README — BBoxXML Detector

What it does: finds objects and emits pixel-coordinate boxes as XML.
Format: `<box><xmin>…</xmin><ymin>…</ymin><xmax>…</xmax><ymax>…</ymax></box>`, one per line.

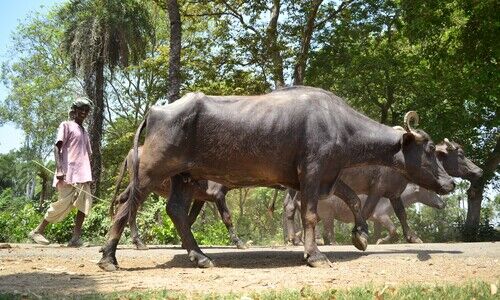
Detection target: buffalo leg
<box><xmin>98</xmin><ymin>181</ymin><xmax>151</xmax><ymax>271</ymax></box>
<box><xmin>360</xmin><ymin>193</ymin><xmax>381</xmax><ymax>221</ymax></box>
<box><xmin>167</xmin><ymin>175</ymin><xmax>213</xmax><ymax>268</ymax></box>
<box><xmin>180</xmin><ymin>199</ymin><xmax>201</xmax><ymax>249</ymax></box>
<box><xmin>299</xmin><ymin>174</ymin><xmax>332</xmax><ymax>267</ymax></box>
<box><xmin>315</xmin><ymin>217</ymin><xmax>324</xmax><ymax>245</ymax></box>
<box><xmin>372</xmin><ymin>221</ymin><xmax>383</xmax><ymax>243</ymax></box>
<box><xmin>321</xmin><ymin>215</ymin><xmax>335</xmax><ymax>245</ymax></box>
<box><xmin>129</xmin><ymin>214</ymin><xmax>148</xmax><ymax>250</ymax></box>
<box><xmin>390</xmin><ymin>197</ymin><xmax>423</xmax><ymax>243</ymax></box>
<box><xmin>284</xmin><ymin>189</ymin><xmax>301</xmax><ymax>245</ymax></box>
<box><xmin>373</xmin><ymin>215</ymin><xmax>399</xmax><ymax>244</ymax></box>
<box><xmin>333</xmin><ymin>180</ymin><xmax>368</xmax><ymax>251</ymax></box>
<box><xmin>110</xmin><ymin>183</ymin><xmax>149</xmax><ymax>251</ymax></box>
<box><xmin>187</xmin><ymin>200</ymin><xmax>204</xmax><ymax>226</ymax></box>
<box><xmin>213</xmin><ymin>195</ymin><xmax>247</xmax><ymax>249</ymax></box>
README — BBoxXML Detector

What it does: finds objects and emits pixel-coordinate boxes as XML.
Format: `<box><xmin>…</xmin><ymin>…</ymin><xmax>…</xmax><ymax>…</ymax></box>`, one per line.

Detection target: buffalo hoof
<box><xmin>188</xmin><ymin>250</ymin><xmax>214</xmax><ymax>268</ymax></box>
<box><xmin>406</xmin><ymin>235</ymin><xmax>423</xmax><ymax>244</ymax></box>
<box><xmin>286</xmin><ymin>240</ymin><xmax>300</xmax><ymax>246</ymax></box>
<box><xmin>351</xmin><ymin>231</ymin><xmax>368</xmax><ymax>251</ymax></box>
<box><xmin>97</xmin><ymin>257</ymin><xmax>118</xmax><ymax>272</ymax></box>
<box><xmin>133</xmin><ymin>239</ymin><xmax>149</xmax><ymax>250</ymax></box>
<box><xmin>306</xmin><ymin>253</ymin><xmax>332</xmax><ymax>268</ymax></box>
<box><xmin>235</xmin><ymin>240</ymin><xmax>248</xmax><ymax>249</ymax></box>
<box><xmin>376</xmin><ymin>234</ymin><xmax>399</xmax><ymax>245</ymax></box>
<box><xmin>316</xmin><ymin>238</ymin><xmax>325</xmax><ymax>246</ymax></box>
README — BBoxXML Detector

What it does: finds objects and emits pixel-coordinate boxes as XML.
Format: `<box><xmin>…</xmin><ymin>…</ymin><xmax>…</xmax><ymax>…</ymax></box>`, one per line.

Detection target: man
<box><xmin>29</xmin><ymin>97</ymin><xmax>93</xmax><ymax>247</ymax></box>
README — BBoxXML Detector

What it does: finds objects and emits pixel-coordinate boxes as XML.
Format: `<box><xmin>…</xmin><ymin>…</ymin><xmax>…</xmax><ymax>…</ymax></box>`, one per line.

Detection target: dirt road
<box><xmin>0</xmin><ymin>242</ymin><xmax>498</xmax><ymax>296</ymax></box>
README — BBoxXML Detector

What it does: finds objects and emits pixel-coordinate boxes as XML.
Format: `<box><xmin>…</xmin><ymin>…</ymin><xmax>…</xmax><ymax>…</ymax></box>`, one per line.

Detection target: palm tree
<box><xmin>58</xmin><ymin>0</ymin><xmax>153</xmax><ymax>195</ymax></box>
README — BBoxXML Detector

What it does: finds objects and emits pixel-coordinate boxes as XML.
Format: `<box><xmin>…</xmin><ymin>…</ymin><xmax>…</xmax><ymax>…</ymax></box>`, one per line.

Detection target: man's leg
<box><xmin>69</xmin><ymin>183</ymin><xmax>92</xmax><ymax>247</ymax></box>
<box><xmin>29</xmin><ymin>220</ymin><xmax>50</xmax><ymax>245</ymax></box>
<box><xmin>68</xmin><ymin>211</ymin><xmax>86</xmax><ymax>247</ymax></box>
<box><xmin>30</xmin><ymin>183</ymin><xmax>75</xmax><ymax>245</ymax></box>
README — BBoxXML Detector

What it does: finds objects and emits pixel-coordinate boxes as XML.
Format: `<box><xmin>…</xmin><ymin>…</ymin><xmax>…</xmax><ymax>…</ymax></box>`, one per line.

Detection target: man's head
<box><xmin>70</xmin><ymin>96</ymin><xmax>93</xmax><ymax>123</ymax></box>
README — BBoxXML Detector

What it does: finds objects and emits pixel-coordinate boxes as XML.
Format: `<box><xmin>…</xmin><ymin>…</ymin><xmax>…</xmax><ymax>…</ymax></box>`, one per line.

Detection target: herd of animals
<box><xmin>98</xmin><ymin>86</ymin><xmax>482</xmax><ymax>271</ymax></box>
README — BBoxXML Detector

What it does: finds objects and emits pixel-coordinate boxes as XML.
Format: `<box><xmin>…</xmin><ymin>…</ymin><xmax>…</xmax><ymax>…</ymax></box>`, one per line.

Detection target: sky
<box><xmin>0</xmin><ymin>0</ymin><xmax>63</xmax><ymax>154</ymax></box>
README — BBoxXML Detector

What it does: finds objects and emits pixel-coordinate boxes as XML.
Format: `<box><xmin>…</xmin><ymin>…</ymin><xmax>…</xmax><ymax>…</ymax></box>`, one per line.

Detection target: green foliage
<box><xmin>0</xmin><ymin>152</ymin><xmax>32</xmax><ymax>197</ymax></box>
<box><xmin>0</xmin><ymin>9</ymin><xmax>73</xmax><ymax>158</ymax></box>
<box><xmin>225</xmin><ymin>188</ymin><xmax>286</xmax><ymax>245</ymax></box>
<box><xmin>1</xmin><ymin>0</ymin><xmax>498</xmax><ymax>246</ymax></box>
<box><xmin>23</xmin><ymin>280</ymin><xmax>496</xmax><ymax>299</ymax></box>
<box><xmin>139</xmin><ymin>198</ymin><xmax>178</xmax><ymax>245</ymax></box>
<box><xmin>193</xmin><ymin>207</ymin><xmax>230</xmax><ymax>246</ymax></box>
<box><xmin>0</xmin><ymin>197</ymin><xmax>40</xmax><ymax>243</ymax></box>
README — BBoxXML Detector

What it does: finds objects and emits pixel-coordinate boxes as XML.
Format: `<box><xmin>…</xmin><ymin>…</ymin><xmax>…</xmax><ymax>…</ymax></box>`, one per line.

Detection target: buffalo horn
<box><xmin>404</xmin><ymin>111</ymin><xmax>419</xmax><ymax>133</ymax></box>
<box><xmin>403</xmin><ymin>111</ymin><xmax>424</xmax><ymax>140</ymax></box>
<box><xmin>444</xmin><ymin>138</ymin><xmax>456</xmax><ymax>150</ymax></box>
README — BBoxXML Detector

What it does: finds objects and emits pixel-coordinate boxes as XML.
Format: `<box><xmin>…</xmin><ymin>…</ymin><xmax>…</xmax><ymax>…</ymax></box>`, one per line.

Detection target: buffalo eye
<box><xmin>428</xmin><ymin>143</ymin><xmax>436</xmax><ymax>152</ymax></box>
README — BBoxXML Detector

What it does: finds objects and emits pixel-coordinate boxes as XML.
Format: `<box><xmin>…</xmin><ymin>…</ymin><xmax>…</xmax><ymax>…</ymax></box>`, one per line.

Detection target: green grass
<box><xmin>0</xmin><ymin>280</ymin><xmax>498</xmax><ymax>300</ymax></box>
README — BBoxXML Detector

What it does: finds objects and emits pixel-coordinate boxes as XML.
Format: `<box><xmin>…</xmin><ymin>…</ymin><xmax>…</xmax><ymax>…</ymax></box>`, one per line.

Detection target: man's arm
<box><xmin>54</xmin><ymin>141</ymin><xmax>64</xmax><ymax>180</ymax></box>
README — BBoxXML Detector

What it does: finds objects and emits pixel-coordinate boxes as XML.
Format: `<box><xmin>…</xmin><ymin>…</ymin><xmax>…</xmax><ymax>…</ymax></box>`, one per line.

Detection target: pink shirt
<box><xmin>52</xmin><ymin>120</ymin><xmax>93</xmax><ymax>187</ymax></box>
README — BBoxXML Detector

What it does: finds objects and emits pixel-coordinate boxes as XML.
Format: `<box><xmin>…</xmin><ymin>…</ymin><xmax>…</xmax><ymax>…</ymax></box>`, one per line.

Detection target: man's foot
<box><xmin>29</xmin><ymin>231</ymin><xmax>50</xmax><ymax>245</ymax></box>
<box><xmin>67</xmin><ymin>237</ymin><xmax>86</xmax><ymax>248</ymax></box>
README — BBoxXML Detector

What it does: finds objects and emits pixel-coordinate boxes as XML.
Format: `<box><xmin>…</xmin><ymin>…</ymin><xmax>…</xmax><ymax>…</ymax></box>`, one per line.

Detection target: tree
<box><xmin>400</xmin><ymin>0</ymin><xmax>499</xmax><ymax>240</ymax></box>
<box><xmin>181</xmin><ymin>1</ymin><xmax>352</xmax><ymax>89</ymax></box>
<box><xmin>306</xmin><ymin>0</ymin><xmax>418</xmax><ymax>124</ymax></box>
<box><xmin>58</xmin><ymin>0</ymin><xmax>153</xmax><ymax>195</ymax></box>
<box><xmin>1</xmin><ymin>10</ymin><xmax>76</xmax><ymax>200</ymax></box>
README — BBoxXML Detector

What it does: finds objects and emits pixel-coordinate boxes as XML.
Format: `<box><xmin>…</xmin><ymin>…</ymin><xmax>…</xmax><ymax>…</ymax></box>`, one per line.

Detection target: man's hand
<box><xmin>56</xmin><ymin>171</ymin><xmax>65</xmax><ymax>180</ymax></box>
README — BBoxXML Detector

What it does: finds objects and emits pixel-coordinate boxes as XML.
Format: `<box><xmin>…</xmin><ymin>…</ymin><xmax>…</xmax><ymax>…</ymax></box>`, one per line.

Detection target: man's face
<box><xmin>74</xmin><ymin>106</ymin><xmax>90</xmax><ymax>122</ymax></box>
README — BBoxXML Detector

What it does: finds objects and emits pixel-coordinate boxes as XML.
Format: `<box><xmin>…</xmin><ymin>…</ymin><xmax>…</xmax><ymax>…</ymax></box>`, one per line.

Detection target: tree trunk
<box><xmin>38</xmin><ymin>170</ymin><xmax>49</xmax><ymax>210</ymax></box>
<box><xmin>293</xmin><ymin>0</ymin><xmax>323</xmax><ymax>86</ymax></box>
<box><xmin>464</xmin><ymin>182</ymin><xmax>484</xmax><ymax>241</ymax></box>
<box><xmin>25</xmin><ymin>176</ymin><xmax>36</xmax><ymax>200</ymax></box>
<box><xmin>381</xmin><ymin>75</ymin><xmax>394</xmax><ymax>125</ymax></box>
<box><xmin>167</xmin><ymin>0</ymin><xmax>182</xmax><ymax>103</ymax></box>
<box><xmin>265</xmin><ymin>0</ymin><xmax>285</xmax><ymax>88</ymax></box>
<box><xmin>463</xmin><ymin>136</ymin><xmax>500</xmax><ymax>241</ymax></box>
<box><xmin>88</xmin><ymin>56</ymin><xmax>105</xmax><ymax>197</ymax></box>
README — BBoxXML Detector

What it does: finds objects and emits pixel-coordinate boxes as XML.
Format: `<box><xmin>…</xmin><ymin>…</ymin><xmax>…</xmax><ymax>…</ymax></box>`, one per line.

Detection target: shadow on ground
<box><xmin>119</xmin><ymin>248</ymin><xmax>462</xmax><ymax>271</ymax></box>
<box><xmin>0</xmin><ymin>272</ymin><xmax>100</xmax><ymax>296</ymax></box>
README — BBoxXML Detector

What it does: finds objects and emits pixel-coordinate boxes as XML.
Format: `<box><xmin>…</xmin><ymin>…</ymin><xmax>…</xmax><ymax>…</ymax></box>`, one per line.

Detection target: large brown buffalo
<box><xmin>98</xmin><ymin>86</ymin><xmax>454</xmax><ymax>271</ymax></box>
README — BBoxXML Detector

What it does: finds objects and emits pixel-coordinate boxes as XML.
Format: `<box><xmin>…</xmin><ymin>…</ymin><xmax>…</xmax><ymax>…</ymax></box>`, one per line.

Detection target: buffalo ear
<box><xmin>402</xmin><ymin>132</ymin><xmax>416</xmax><ymax>149</ymax></box>
<box><xmin>435</xmin><ymin>147</ymin><xmax>447</xmax><ymax>159</ymax></box>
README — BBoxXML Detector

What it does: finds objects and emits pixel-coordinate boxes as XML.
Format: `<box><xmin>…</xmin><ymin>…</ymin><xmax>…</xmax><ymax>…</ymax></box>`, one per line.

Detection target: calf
<box><xmin>318</xmin><ymin>184</ymin><xmax>445</xmax><ymax>245</ymax></box>
<box><xmin>98</xmin><ymin>86</ymin><xmax>454</xmax><ymax>271</ymax></box>
<box><xmin>110</xmin><ymin>147</ymin><xmax>246</xmax><ymax>250</ymax></box>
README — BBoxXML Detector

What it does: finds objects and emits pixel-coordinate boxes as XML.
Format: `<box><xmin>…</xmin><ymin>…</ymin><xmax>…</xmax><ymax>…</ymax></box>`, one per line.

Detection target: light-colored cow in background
<box><xmin>318</xmin><ymin>184</ymin><xmax>445</xmax><ymax>245</ymax></box>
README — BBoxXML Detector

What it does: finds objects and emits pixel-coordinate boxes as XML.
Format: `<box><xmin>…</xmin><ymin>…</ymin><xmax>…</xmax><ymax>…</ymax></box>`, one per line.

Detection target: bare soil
<box><xmin>0</xmin><ymin>242</ymin><xmax>498</xmax><ymax>296</ymax></box>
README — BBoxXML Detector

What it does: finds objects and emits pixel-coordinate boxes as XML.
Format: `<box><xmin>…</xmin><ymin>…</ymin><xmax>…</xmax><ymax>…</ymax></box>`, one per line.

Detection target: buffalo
<box><xmin>98</xmin><ymin>86</ymin><xmax>454</xmax><ymax>271</ymax></box>
<box><xmin>282</xmin><ymin>137</ymin><xmax>481</xmax><ymax>245</ymax></box>
<box><xmin>318</xmin><ymin>184</ymin><xmax>445</xmax><ymax>245</ymax></box>
<box><xmin>110</xmin><ymin>147</ymin><xmax>246</xmax><ymax>250</ymax></box>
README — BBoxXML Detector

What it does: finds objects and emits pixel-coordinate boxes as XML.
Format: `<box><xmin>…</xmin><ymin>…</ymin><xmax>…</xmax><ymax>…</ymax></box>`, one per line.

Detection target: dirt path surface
<box><xmin>0</xmin><ymin>242</ymin><xmax>498</xmax><ymax>296</ymax></box>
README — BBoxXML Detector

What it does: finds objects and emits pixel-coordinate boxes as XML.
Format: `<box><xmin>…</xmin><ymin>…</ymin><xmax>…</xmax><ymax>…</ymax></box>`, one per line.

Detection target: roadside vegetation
<box><xmin>0</xmin><ymin>280</ymin><xmax>497</xmax><ymax>300</ymax></box>
<box><xmin>0</xmin><ymin>181</ymin><xmax>498</xmax><ymax>246</ymax></box>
